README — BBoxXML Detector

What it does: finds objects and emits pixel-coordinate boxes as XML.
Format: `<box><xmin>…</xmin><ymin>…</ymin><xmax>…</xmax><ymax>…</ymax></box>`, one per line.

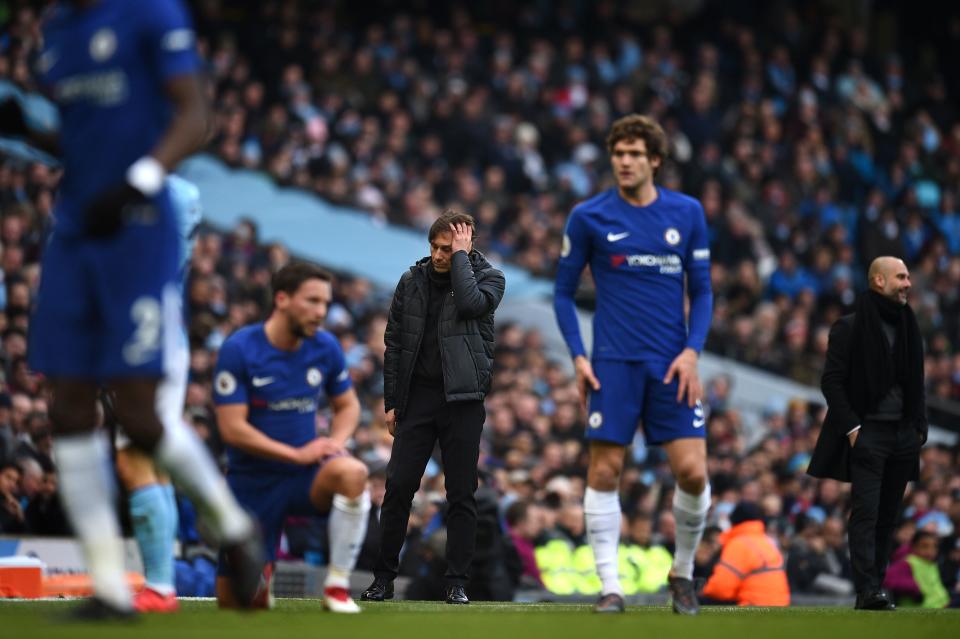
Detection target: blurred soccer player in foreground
<box><xmin>107</xmin><ymin>175</ymin><xmax>202</xmax><ymax>613</ymax></box>
<box><xmin>2</xmin><ymin>0</ymin><xmax>262</xmax><ymax>619</ymax></box>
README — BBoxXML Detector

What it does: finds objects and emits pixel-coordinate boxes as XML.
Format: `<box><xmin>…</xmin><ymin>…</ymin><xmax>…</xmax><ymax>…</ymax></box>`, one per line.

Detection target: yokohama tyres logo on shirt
<box><xmin>610</xmin><ymin>254</ymin><xmax>682</xmax><ymax>274</ymax></box>
<box><xmin>265</xmin><ymin>397</ymin><xmax>318</xmax><ymax>413</ymax></box>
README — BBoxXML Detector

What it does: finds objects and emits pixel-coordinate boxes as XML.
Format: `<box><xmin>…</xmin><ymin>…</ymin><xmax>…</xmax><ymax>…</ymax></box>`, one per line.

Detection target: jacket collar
<box><xmin>719</xmin><ymin>520</ymin><xmax>766</xmax><ymax>544</ymax></box>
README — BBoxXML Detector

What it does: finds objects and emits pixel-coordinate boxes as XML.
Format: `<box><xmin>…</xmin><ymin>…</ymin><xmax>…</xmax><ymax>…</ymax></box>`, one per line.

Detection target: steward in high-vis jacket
<box><xmin>362</xmin><ymin>210</ymin><xmax>505</xmax><ymax>606</ymax></box>
<box><xmin>702</xmin><ymin>502</ymin><xmax>790</xmax><ymax>607</ymax></box>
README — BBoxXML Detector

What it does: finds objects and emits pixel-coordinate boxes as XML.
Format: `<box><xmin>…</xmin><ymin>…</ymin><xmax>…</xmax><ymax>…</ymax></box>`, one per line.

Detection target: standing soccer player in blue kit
<box><xmin>3</xmin><ymin>0</ymin><xmax>262</xmax><ymax>619</ymax></box>
<box><xmin>213</xmin><ymin>262</ymin><xmax>371</xmax><ymax>614</ymax></box>
<box><xmin>554</xmin><ymin>115</ymin><xmax>713</xmax><ymax>615</ymax></box>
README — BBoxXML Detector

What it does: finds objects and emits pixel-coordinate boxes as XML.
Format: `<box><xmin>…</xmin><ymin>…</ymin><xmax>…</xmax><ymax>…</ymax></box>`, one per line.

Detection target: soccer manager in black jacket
<box><xmin>362</xmin><ymin>210</ymin><xmax>505</xmax><ymax>605</ymax></box>
<box><xmin>809</xmin><ymin>256</ymin><xmax>926</xmax><ymax>611</ymax></box>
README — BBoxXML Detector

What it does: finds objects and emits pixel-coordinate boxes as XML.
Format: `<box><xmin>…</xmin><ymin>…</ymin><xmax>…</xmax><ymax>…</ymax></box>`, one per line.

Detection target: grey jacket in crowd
<box><xmin>383</xmin><ymin>250</ymin><xmax>505</xmax><ymax>417</ymax></box>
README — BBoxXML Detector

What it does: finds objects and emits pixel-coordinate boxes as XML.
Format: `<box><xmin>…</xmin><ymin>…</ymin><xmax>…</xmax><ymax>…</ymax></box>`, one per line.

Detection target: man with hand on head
<box><xmin>361</xmin><ymin>211</ymin><xmax>505</xmax><ymax>605</ymax></box>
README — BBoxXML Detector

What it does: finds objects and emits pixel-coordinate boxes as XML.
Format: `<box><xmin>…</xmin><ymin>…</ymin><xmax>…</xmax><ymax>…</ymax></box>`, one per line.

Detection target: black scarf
<box><xmin>848</xmin><ymin>290</ymin><xmax>924</xmax><ymax>422</ymax></box>
<box><xmin>411</xmin><ymin>263</ymin><xmax>451</xmax><ymax>386</ymax></box>
<box><xmin>427</xmin><ymin>262</ymin><xmax>452</xmax><ymax>289</ymax></box>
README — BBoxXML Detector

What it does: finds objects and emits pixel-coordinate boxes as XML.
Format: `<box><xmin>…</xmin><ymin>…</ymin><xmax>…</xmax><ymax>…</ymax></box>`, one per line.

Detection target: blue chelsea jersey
<box><xmin>554</xmin><ymin>187</ymin><xmax>713</xmax><ymax>362</ymax></box>
<box><xmin>38</xmin><ymin>0</ymin><xmax>200</xmax><ymax>235</ymax></box>
<box><xmin>213</xmin><ymin>324</ymin><xmax>353</xmax><ymax>474</ymax></box>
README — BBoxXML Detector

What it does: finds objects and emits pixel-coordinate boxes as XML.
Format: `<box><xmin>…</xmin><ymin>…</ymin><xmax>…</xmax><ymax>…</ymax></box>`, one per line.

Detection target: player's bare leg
<box><xmin>311</xmin><ymin>456</ymin><xmax>370</xmax><ymax>613</ymax></box>
<box><xmin>585</xmin><ymin>441</ymin><xmax>627</xmax><ymax>613</ymax></box>
<box><xmin>50</xmin><ymin>379</ymin><xmax>136</xmax><ymax>620</ymax></box>
<box><xmin>116</xmin><ymin>446</ymin><xmax>179</xmax><ymax>613</ymax></box>
<box><xmin>110</xmin><ymin>379</ymin><xmax>263</xmax><ymax>608</ymax></box>
<box><xmin>663</xmin><ymin>437</ymin><xmax>710</xmax><ymax>615</ymax></box>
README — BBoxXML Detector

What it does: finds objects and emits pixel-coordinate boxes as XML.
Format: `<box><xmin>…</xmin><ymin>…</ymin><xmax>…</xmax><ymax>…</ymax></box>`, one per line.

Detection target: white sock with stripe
<box><xmin>154</xmin><ymin>415</ymin><xmax>250</xmax><ymax>542</ymax></box>
<box><xmin>672</xmin><ymin>483</ymin><xmax>711</xmax><ymax>580</ymax></box>
<box><xmin>54</xmin><ymin>433</ymin><xmax>132</xmax><ymax>610</ymax></box>
<box><xmin>584</xmin><ymin>487</ymin><xmax>623</xmax><ymax>597</ymax></box>
<box><xmin>325</xmin><ymin>492</ymin><xmax>371</xmax><ymax>589</ymax></box>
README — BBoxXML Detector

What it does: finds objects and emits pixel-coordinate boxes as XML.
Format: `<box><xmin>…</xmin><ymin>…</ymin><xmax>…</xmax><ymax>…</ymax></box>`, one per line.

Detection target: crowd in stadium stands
<box><xmin>1</xmin><ymin>0</ymin><xmax>959</xmax><ymax>605</ymax></box>
<box><xmin>182</xmin><ymin>1</ymin><xmax>960</xmax><ymax>394</ymax></box>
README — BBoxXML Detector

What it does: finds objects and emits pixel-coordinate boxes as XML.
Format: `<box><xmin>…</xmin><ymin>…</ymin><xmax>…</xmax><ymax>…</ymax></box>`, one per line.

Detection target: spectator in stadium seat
<box><xmin>940</xmin><ymin>535</ymin><xmax>960</xmax><ymax>607</ymax></box>
<box><xmin>693</xmin><ymin>525</ymin><xmax>722</xmax><ymax>580</ymax></box>
<box><xmin>0</xmin><ymin>461</ymin><xmax>25</xmax><ymax>533</ymax></box>
<box><xmin>620</xmin><ymin>511</ymin><xmax>673</xmax><ymax>594</ymax></box>
<box><xmin>809</xmin><ymin>256</ymin><xmax>926</xmax><ymax>611</ymax></box>
<box><xmin>701</xmin><ymin>501</ymin><xmax>790</xmax><ymax>606</ymax></box>
<box><xmin>24</xmin><ymin>459</ymin><xmax>71</xmax><ymax>536</ymax></box>
<box><xmin>0</xmin><ymin>393</ymin><xmax>15</xmax><ymax>464</ymax></box>
<box><xmin>822</xmin><ymin>516</ymin><xmax>855</xmax><ymax>587</ymax></box>
<box><xmin>892</xmin><ymin>518</ymin><xmax>918</xmax><ymax>552</ymax></box>
<box><xmin>768</xmin><ymin>251</ymin><xmax>818</xmax><ymax>300</ymax></box>
<box><xmin>354</xmin><ymin>462</ymin><xmax>387</xmax><ymax>572</ymax></box>
<box><xmin>505</xmin><ymin>499</ymin><xmax>545</xmax><ymax>588</ymax></box>
<box><xmin>363</xmin><ymin>211</ymin><xmax>505</xmax><ymax>605</ymax></box>
<box><xmin>15</xmin><ymin>455</ymin><xmax>42</xmax><ymax>505</ymax></box>
<box><xmin>883</xmin><ymin>530</ymin><xmax>950</xmax><ymax>608</ymax></box>
<box><xmin>786</xmin><ymin>512</ymin><xmax>853</xmax><ymax>596</ymax></box>
<box><xmin>467</xmin><ymin>482</ymin><xmax>520</xmax><ymax>601</ymax></box>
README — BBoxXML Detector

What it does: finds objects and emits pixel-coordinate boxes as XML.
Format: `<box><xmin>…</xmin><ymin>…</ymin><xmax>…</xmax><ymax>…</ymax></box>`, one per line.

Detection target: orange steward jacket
<box><xmin>702</xmin><ymin>521</ymin><xmax>790</xmax><ymax>606</ymax></box>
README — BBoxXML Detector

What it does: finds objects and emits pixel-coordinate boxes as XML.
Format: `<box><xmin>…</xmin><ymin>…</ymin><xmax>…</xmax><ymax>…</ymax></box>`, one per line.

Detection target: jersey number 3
<box><xmin>122</xmin><ymin>296</ymin><xmax>163</xmax><ymax>366</ymax></box>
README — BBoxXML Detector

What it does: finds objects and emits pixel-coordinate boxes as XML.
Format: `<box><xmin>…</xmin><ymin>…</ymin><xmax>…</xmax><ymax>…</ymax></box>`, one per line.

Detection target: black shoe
<box><xmin>222</xmin><ymin>524</ymin><xmax>266</xmax><ymax>609</ymax></box>
<box><xmin>360</xmin><ymin>578</ymin><xmax>395</xmax><ymax>602</ymax></box>
<box><xmin>61</xmin><ymin>597</ymin><xmax>138</xmax><ymax>622</ymax></box>
<box><xmin>855</xmin><ymin>590</ymin><xmax>895</xmax><ymax>611</ymax></box>
<box><xmin>445</xmin><ymin>584</ymin><xmax>469</xmax><ymax>604</ymax></box>
<box><xmin>668</xmin><ymin>576</ymin><xmax>700</xmax><ymax>615</ymax></box>
<box><xmin>593</xmin><ymin>593</ymin><xmax>625</xmax><ymax>613</ymax></box>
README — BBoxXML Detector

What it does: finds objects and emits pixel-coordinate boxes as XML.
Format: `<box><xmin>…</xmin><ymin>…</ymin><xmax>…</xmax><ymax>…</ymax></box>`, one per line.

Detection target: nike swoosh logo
<box><xmin>37</xmin><ymin>49</ymin><xmax>59</xmax><ymax>73</ymax></box>
<box><xmin>607</xmin><ymin>231</ymin><xmax>630</xmax><ymax>242</ymax></box>
<box><xmin>252</xmin><ymin>376</ymin><xmax>275</xmax><ymax>387</ymax></box>
<box><xmin>693</xmin><ymin>419</ymin><xmax>705</xmax><ymax>428</ymax></box>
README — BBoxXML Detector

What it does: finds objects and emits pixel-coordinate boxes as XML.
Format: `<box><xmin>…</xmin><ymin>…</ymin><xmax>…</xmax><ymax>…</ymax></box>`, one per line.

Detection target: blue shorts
<box><xmin>28</xmin><ymin>197</ymin><xmax>182</xmax><ymax>380</ymax></box>
<box><xmin>218</xmin><ymin>465</ymin><xmax>324</xmax><ymax>572</ymax></box>
<box><xmin>586</xmin><ymin>359</ymin><xmax>706</xmax><ymax>446</ymax></box>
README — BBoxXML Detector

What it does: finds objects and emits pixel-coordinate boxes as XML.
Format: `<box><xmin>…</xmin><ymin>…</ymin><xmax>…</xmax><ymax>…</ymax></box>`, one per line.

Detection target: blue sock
<box><xmin>162</xmin><ymin>484</ymin><xmax>179</xmax><ymax>551</ymax></box>
<box><xmin>129</xmin><ymin>484</ymin><xmax>175</xmax><ymax>594</ymax></box>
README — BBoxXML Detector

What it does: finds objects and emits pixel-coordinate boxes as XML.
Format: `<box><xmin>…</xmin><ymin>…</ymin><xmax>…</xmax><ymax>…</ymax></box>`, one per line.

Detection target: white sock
<box><xmin>672</xmin><ymin>484</ymin><xmax>711</xmax><ymax>580</ymax></box>
<box><xmin>153</xmin><ymin>416</ymin><xmax>250</xmax><ymax>542</ymax></box>
<box><xmin>54</xmin><ymin>433</ymin><xmax>132</xmax><ymax>609</ymax></box>
<box><xmin>324</xmin><ymin>492</ymin><xmax>371</xmax><ymax>589</ymax></box>
<box><xmin>584</xmin><ymin>487</ymin><xmax>623</xmax><ymax>597</ymax></box>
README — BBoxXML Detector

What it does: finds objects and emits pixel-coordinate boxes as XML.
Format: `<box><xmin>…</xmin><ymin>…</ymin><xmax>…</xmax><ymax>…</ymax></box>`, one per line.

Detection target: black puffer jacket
<box><xmin>384</xmin><ymin>250</ymin><xmax>505</xmax><ymax>417</ymax></box>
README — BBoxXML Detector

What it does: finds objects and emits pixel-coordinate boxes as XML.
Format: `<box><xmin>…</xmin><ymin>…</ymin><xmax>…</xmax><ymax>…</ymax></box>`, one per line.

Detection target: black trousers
<box><xmin>374</xmin><ymin>383</ymin><xmax>485</xmax><ymax>586</ymax></box>
<box><xmin>848</xmin><ymin>419</ymin><xmax>920</xmax><ymax>594</ymax></box>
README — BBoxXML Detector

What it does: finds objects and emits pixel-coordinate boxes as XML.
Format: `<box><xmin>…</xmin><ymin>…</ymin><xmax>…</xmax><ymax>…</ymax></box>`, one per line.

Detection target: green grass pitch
<box><xmin>1</xmin><ymin>599</ymin><xmax>956</xmax><ymax>639</ymax></box>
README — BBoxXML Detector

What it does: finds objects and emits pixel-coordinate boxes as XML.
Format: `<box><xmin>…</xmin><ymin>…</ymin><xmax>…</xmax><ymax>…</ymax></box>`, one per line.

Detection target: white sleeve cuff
<box><xmin>846</xmin><ymin>425</ymin><xmax>861</xmax><ymax>436</ymax></box>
